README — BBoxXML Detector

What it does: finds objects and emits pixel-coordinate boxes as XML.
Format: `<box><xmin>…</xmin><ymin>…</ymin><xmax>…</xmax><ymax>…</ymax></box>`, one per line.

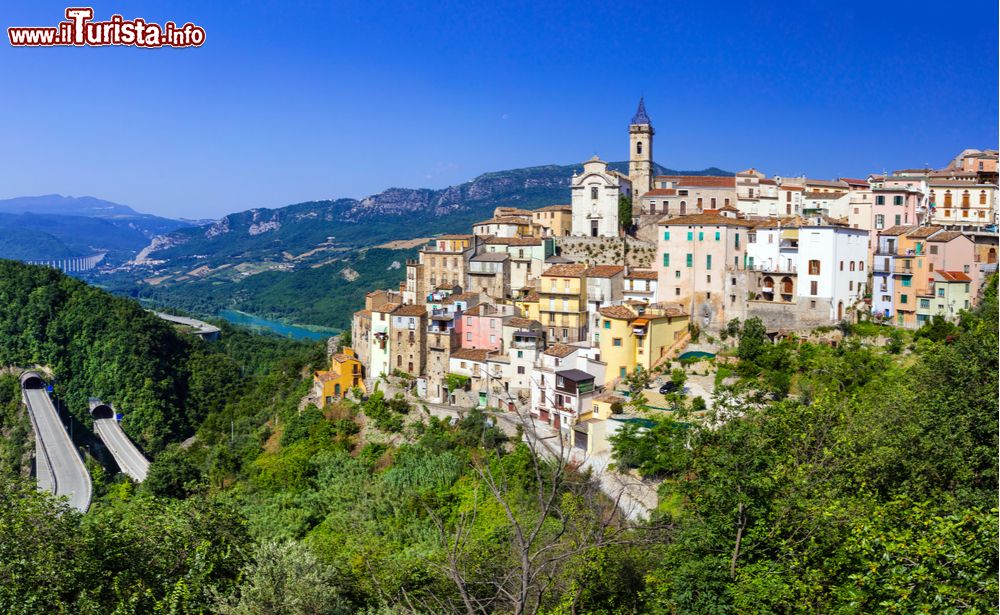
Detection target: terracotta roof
<box><xmin>354</xmin><ymin>309</ymin><xmax>372</xmax><ymax>318</ymax></box>
<box><xmin>520</xmin><ymin>291</ymin><xmax>540</xmax><ymax>302</ymax></box>
<box><xmin>506</xmin><ymin>317</ymin><xmax>540</xmax><ymax>328</ymax></box>
<box><xmin>542</xmin><ymin>263</ymin><xmax>588</xmax><ymax>277</ymax></box>
<box><xmin>534</xmin><ymin>204</ymin><xmax>573</xmax><ymax>212</ymax></box>
<box><xmin>543</xmin><ymin>343</ymin><xmax>578</xmax><ymax>358</ymax></box>
<box><xmin>484</xmin><ymin>236</ymin><xmax>543</xmax><ymax>246</ymax></box>
<box><xmin>644</xmin><ymin>188</ymin><xmax>678</xmax><ymax>196</ymax></box>
<box><xmin>599</xmin><ymin>305</ymin><xmax>637</xmax><ymax>320</ymax></box>
<box><xmin>928</xmin><ymin>180</ymin><xmax>995</xmax><ymax>188</ymax></box>
<box><xmin>625</xmin><ymin>269</ymin><xmax>658</xmax><ymax>280</ymax></box>
<box><xmin>452</xmin><ymin>348</ymin><xmax>491</xmax><ymax>362</ymax></box>
<box><xmin>474</xmin><ymin>216</ymin><xmax>531</xmax><ymax>226</ymax></box>
<box><xmin>839</xmin><ymin>178</ymin><xmax>871</xmax><ymax>186</ymax></box>
<box><xmin>371</xmin><ymin>302</ymin><xmax>400</xmax><ymax>314</ymax></box>
<box><xmin>752</xmin><ymin>216</ymin><xmax>801</xmax><ymax>229</ymax></box>
<box><xmin>906</xmin><ymin>226</ymin><xmax>943</xmax><ymax>239</ymax></box>
<box><xmin>936</xmin><ymin>270</ymin><xmax>972</xmax><ymax>282</ymax></box>
<box><xmin>677</xmin><ymin>175</ymin><xmax>736</xmax><ymax>188</ymax></box>
<box><xmin>780</xmin><ymin>185</ymin><xmax>805</xmax><ymax>191</ymax></box>
<box><xmin>585</xmin><ymin>265</ymin><xmax>625</xmax><ymax>278</ymax></box>
<box><xmin>879</xmin><ymin>225</ymin><xmax>916</xmax><ymax>236</ymax></box>
<box><xmin>659</xmin><ymin>213</ymin><xmax>755</xmax><ymax>227</ymax></box>
<box><xmin>804</xmin><ymin>191</ymin><xmax>848</xmax><ymax>199</ymax></box>
<box><xmin>441</xmin><ymin>292</ymin><xmax>479</xmax><ymax>305</ymax></box>
<box><xmin>758</xmin><ymin>178</ymin><xmax>777</xmax><ymax>185</ymax></box>
<box><xmin>806</xmin><ymin>179</ymin><xmax>849</xmax><ymax>188</ymax></box>
<box><xmin>434</xmin><ymin>234</ymin><xmax>474</xmax><ymax>240</ymax></box>
<box><xmin>593</xmin><ymin>392</ymin><xmax>626</xmax><ymax>404</ymax></box>
<box><xmin>332</xmin><ymin>353</ymin><xmax>359</xmax><ymax>364</ymax></box>
<box><xmin>928</xmin><ymin>231</ymin><xmax>966</xmax><ymax>243</ymax></box>
<box><xmin>393</xmin><ymin>304</ymin><xmax>428</xmax><ymax>317</ymax></box>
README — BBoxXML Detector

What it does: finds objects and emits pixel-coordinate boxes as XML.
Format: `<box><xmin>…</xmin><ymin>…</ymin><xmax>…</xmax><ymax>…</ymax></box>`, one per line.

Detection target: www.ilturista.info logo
<box><xmin>8</xmin><ymin>8</ymin><xmax>205</xmax><ymax>48</ymax></box>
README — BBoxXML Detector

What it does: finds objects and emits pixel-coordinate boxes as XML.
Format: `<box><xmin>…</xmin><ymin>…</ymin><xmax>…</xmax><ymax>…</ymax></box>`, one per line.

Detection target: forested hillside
<box><xmin>0</xmin><ymin>260</ymin><xmax>995</xmax><ymax>614</ymax></box>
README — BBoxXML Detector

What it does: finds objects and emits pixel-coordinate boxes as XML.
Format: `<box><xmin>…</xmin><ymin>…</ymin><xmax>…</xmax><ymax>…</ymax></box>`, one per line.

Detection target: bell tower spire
<box><xmin>628</xmin><ymin>97</ymin><xmax>654</xmax><ymax>201</ymax></box>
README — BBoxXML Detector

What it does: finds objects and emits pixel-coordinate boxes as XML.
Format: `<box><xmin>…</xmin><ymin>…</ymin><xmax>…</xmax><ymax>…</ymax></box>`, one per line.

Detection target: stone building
<box><xmin>465</xmin><ymin>252</ymin><xmax>510</xmax><ymax>300</ymax></box>
<box><xmin>390</xmin><ymin>304</ymin><xmax>428</xmax><ymax>376</ymax></box>
<box><xmin>628</xmin><ymin>97</ymin><xmax>654</xmax><ymax>201</ymax></box>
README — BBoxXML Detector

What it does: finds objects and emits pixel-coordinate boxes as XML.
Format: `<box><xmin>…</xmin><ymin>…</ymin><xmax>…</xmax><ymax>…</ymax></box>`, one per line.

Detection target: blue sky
<box><xmin>1</xmin><ymin>1</ymin><xmax>996</xmax><ymax>219</ymax></box>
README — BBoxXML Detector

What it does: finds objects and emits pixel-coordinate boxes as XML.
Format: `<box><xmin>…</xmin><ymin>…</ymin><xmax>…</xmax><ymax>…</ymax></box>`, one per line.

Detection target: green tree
<box><xmin>736</xmin><ymin>316</ymin><xmax>768</xmax><ymax>362</ymax></box>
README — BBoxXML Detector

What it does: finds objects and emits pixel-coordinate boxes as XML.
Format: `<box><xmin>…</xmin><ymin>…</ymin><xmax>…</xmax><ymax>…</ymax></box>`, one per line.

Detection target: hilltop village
<box><xmin>319</xmin><ymin>100</ymin><xmax>999</xmax><ymax>456</ymax></box>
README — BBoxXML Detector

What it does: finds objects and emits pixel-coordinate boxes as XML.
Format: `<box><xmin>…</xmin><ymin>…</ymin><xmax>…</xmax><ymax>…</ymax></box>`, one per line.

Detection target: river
<box><xmin>218</xmin><ymin>309</ymin><xmax>339</xmax><ymax>341</ymax></box>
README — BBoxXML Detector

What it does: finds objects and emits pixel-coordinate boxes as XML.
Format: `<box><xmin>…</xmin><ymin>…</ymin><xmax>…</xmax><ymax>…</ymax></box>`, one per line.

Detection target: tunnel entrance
<box><xmin>91</xmin><ymin>404</ymin><xmax>114</xmax><ymax>420</ymax></box>
<box><xmin>20</xmin><ymin>373</ymin><xmax>45</xmax><ymax>389</ymax></box>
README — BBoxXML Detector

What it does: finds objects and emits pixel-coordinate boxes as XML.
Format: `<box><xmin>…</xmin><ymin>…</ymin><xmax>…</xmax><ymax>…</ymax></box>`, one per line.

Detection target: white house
<box><xmin>571</xmin><ymin>156</ymin><xmax>631</xmax><ymax>238</ymax></box>
<box><xmin>530</xmin><ymin>342</ymin><xmax>606</xmax><ymax>438</ymax></box>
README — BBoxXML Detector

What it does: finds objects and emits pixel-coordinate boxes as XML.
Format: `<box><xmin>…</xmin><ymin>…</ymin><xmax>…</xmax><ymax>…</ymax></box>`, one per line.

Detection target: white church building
<box><xmin>570</xmin><ymin>156</ymin><xmax>631</xmax><ymax>237</ymax></box>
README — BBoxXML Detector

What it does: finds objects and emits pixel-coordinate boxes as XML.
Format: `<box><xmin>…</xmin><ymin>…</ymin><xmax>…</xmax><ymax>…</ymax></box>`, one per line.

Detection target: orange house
<box><xmin>313</xmin><ymin>347</ymin><xmax>366</xmax><ymax>404</ymax></box>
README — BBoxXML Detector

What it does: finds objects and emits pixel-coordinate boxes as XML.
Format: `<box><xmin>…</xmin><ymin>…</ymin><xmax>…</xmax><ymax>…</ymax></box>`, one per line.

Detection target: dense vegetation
<box><xmin>109</xmin><ymin>248</ymin><xmax>416</xmax><ymax>330</ymax></box>
<box><xmin>0</xmin><ymin>259</ymin><xmax>995</xmax><ymax>613</ymax></box>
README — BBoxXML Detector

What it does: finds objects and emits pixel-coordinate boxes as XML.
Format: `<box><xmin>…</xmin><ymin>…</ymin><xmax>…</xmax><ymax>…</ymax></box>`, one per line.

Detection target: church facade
<box><xmin>570</xmin><ymin>98</ymin><xmax>654</xmax><ymax>238</ymax></box>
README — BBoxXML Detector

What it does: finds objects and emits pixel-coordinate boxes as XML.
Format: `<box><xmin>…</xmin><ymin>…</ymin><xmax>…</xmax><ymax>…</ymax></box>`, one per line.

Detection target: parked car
<box><xmin>658</xmin><ymin>381</ymin><xmax>680</xmax><ymax>394</ymax></box>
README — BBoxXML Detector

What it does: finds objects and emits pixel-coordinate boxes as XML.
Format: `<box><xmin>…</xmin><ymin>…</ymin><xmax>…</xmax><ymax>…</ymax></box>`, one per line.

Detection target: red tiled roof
<box><xmin>585</xmin><ymin>265</ymin><xmax>625</xmax><ymax>278</ymax></box>
<box><xmin>659</xmin><ymin>213</ymin><xmax>755</xmax><ymax>227</ymax></box>
<box><xmin>625</xmin><ymin>269</ymin><xmax>658</xmax><ymax>280</ymax></box>
<box><xmin>780</xmin><ymin>185</ymin><xmax>805</xmax><ymax>191</ymax></box>
<box><xmin>542</xmin><ymin>263</ymin><xmax>588</xmax><ymax>277</ymax></box>
<box><xmin>659</xmin><ymin>175</ymin><xmax>736</xmax><ymax>188</ymax></box>
<box><xmin>644</xmin><ymin>188</ymin><xmax>678</xmax><ymax>196</ymax></box>
<box><xmin>534</xmin><ymin>204</ymin><xmax>573</xmax><ymax>212</ymax></box>
<box><xmin>452</xmin><ymin>348</ymin><xmax>491</xmax><ymax>362</ymax></box>
<box><xmin>927</xmin><ymin>231</ymin><xmax>967</xmax><ymax>243</ymax></box>
<box><xmin>937</xmin><ymin>271</ymin><xmax>972</xmax><ymax>282</ymax></box>
<box><xmin>839</xmin><ymin>178</ymin><xmax>870</xmax><ymax>186</ymax></box>
<box><xmin>543</xmin><ymin>343</ymin><xmax>578</xmax><ymax>358</ymax></box>
<box><xmin>393</xmin><ymin>304</ymin><xmax>428</xmax><ymax>317</ymax></box>
<box><xmin>598</xmin><ymin>305</ymin><xmax>637</xmax><ymax>320</ymax></box>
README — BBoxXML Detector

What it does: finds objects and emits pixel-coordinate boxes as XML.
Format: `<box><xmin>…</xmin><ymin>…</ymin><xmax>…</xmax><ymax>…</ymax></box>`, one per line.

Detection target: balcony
<box><xmin>542</xmin><ymin>286</ymin><xmax>580</xmax><ymax>296</ymax></box>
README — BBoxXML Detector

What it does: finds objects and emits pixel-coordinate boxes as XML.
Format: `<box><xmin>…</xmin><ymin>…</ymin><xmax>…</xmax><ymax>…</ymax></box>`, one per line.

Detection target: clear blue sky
<box><xmin>1</xmin><ymin>1</ymin><xmax>996</xmax><ymax>219</ymax></box>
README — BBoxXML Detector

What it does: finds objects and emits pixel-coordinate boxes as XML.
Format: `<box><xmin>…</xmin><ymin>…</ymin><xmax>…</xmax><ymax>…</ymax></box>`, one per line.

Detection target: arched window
<box><xmin>980</xmin><ymin>190</ymin><xmax>987</xmax><ymax>205</ymax></box>
<box><xmin>962</xmin><ymin>190</ymin><xmax>970</xmax><ymax>207</ymax></box>
<box><xmin>637</xmin><ymin>141</ymin><xmax>643</xmax><ymax>155</ymax></box>
<box><xmin>859</xmin><ymin>261</ymin><xmax>864</xmax><ymax>271</ymax></box>
<box><xmin>590</xmin><ymin>186</ymin><xmax>598</xmax><ymax>199</ymax></box>
<box><xmin>944</xmin><ymin>190</ymin><xmax>952</xmax><ymax>206</ymax></box>
<box><xmin>850</xmin><ymin>261</ymin><xmax>856</xmax><ymax>271</ymax></box>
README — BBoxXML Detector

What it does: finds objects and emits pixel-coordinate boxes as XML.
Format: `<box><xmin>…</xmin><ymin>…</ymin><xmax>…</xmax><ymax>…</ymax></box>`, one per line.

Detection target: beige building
<box><xmin>531</xmin><ymin>204</ymin><xmax>573</xmax><ymax>237</ymax></box>
<box><xmin>656</xmin><ymin>212</ymin><xmax>755</xmax><ymax>329</ymax></box>
<box><xmin>390</xmin><ymin>304</ymin><xmax>428</xmax><ymax>376</ymax></box>
<box><xmin>641</xmin><ymin>176</ymin><xmax>737</xmax><ymax>217</ymax></box>
<box><xmin>735</xmin><ymin>168</ymin><xmax>780</xmax><ymax>217</ymax></box>
<box><xmin>413</xmin><ymin>234</ymin><xmax>478</xmax><ymax>300</ymax></box>
<box><xmin>928</xmin><ymin>181</ymin><xmax>997</xmax><ymax>227</ymax></box>
<box><xmin>539</xmin><ymin>263</ymin><xmax>589</xmax><ymax>343</ymax></box>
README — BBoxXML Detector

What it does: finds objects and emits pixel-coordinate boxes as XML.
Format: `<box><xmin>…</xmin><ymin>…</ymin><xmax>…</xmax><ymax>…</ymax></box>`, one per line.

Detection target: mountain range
<box><xmin>3</xmin><ymin>162</ymin><xmax>731</xmax><ymax>328</ymax></box>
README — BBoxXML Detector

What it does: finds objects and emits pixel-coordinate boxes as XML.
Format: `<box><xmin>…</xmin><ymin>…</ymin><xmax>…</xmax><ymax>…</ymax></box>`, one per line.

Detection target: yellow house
<box><xmin>531</xmin><ymin>204</ymin><xmax>573</xmax><ymax>237</ymax></box>
<box><xmin>539</xmin><ymin>263</ymin><xmax>589</xmax><ymax>343</ymax></box>
<box><xmin>514</xmin><ymin>290</ymin><xmax>540</xmax><ymax>321</ymax></box>
<box><xmin>313</xmin><ymin>347</ymin><xmax>366</xmax><ymax>404</ymax></box>
<box><xmin>571</xmin><ymin>392</ymin><xmax>626</xmax><ymax>455</ymax></box>
<box><xmin>597</xmin><ymin>303</ymin><xmax>689</xmax><ymax>382</ymax></box>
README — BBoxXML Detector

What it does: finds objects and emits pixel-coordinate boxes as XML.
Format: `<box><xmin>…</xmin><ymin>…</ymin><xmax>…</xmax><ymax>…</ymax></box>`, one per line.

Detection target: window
<box><xmin>591</xmin><ymin>186</ymin><xmax>598</xmax><ymax>199</ymax></box>
<box><xmin>663</xmin><ymin>231</ymin><xmax>670</xmax><ymax>240</ymax></box>
<box><xmin>876</xmin><ymin>195</ymin><xmax>885</xmax><ymax>205</ymax></box>
<box><xmin>734</xmin><ymin>233</ymin><xmax>740</xmax><ymax>249</ymax></box>
<box><xmin>850</xmin><ymin>261</ymin><xmax>856</xmax><ymax>271</ymax></box>
<box><xmin>698</xmin><ymin>231</ymin><xmax>704</xmax><ymax>241</ymax></box>
<box><xmin>875</xmin><ymin>214</ymin><xmax>885</xmax><ymax>229</ymax></box>
<box><xmin>663</xmin><ymin>253</ymin><xmax>669</xmax><ymax>267</ymax></box>
<box><xmin>466</xmin><ymin>332</ymin><xmax>472</xmax><ymax>341</ymax></box>
<box><xmin>937</xmin><ymin>287</ymin><xmax>945</xmax><ymax>297</ymax></box>
<box><xmin>612</xmin><ymin>338</ymin><xmax>622</xmax><ymax>347</ymax></box>
<box><xmin>929</xmin><ymin>245</ymin><xmax>938</xmax><ymax>254</ymax></box>
<box><xmin>490</xmin><ymin>334</ymin><xmax>496</xmax><ymax>344</ymax></box>
<box><xmin>603</xmin><ymin>320</ymin><xmax>611</xmax><ymax>329</ymax></box>
<box><xmin>901</xmin><ymin>278</ymin><xmax>911</xmax><ymax>287</ymax></box>
<box><xmin>517</xmin><ymin>366</ymin><xmax>525</xmax><ymax>374</ymax></box>
<box><xmin>619</xmin><ymin>367</ymin><xmax>627</xmax><ymax>378</ymax></box>
<box><xmin>893</xmin><ymin>195</ymin><xmax>903</xmax><ymax>206</ymax></box>
<box><xmin>810</xmin><ymin>281</ymin><xmax>818</xmax><ymax>295</ymax></box>
<box><xmin>715</xmin><ymin>231</ymin><xmax>721</xmax><ymax>241</ymax></box>
<box><xmin>675</xmin><ymin>270</ymin><xmax>681</xmax><ymax>278</ymax></box>
<box><xmin>706</xmin><ymin>274</ymin><xmax>712</xmax><ymax>283</ymax></box>
<box><xmin>711</xmin><ymin>197</ymin><xmax>717</xmax><ymax>207</ymax></box>
<box><xmin>894</xmin><ymin>214</ymin><xmax>901</xmax><ymax>226</ymax></box>
<box><xmin>675</xmin><ymin>287</ymin><xmax>680</xmax><ymax>296</ymax></box>
<box><xmin>919</xmin><ymin>298</ymin><xmax>930</xmax><ymax>309</ymax></box>
<box><xmin>980</xmin><ymin>191</ymin><xmax>987</xmax><ymax>205</ymax></box>
<box><xmin>636</xmin><ymin>141</ymin><xmax>643</xmax><ymax>155</ymax></box>
<box><xmin>900</xmin><ymin>294</ymin><xmax>908</xmax><ymax>304</ymax></box>
<box><xmin>686</xmin><ymin>254</ymin><xmax>693</xmax><ymax>267</ymax></box>
<box><xmin>706</xmin><ymin>254</ymin><xmax>712</xmax><ymax>269</ymax></box>
<box><xmin>687</xmin><ymin>231</ymin><xmax>693</xmax><ymax>240</ymax></box>
<box><xmin>962</xmin><ymin>191</ymin><xmax>970</xmax><ymax>206</ymax></box>
<box><xmin>466</xmin><ymin>316</ymin><xmax>472</xmax><ymax>326</ymax></box>
<box><xmin>839</xmin><ymin>261</ymin><xmax>844</xmax><ymax>271</ymax></box>
<box><xmin>944</xmin><ymin>191</ymin><xmax>952</xmax><ymax>206</ymax></box>
<box><xmin>808</xmin><ymin>260</ymin><xmax>821</xmax><ymax>275</ymax></box>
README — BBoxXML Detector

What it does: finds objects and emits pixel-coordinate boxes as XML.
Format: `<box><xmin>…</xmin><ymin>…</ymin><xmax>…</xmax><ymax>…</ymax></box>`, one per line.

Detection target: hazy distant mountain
<box><xmin>0</xmin><ymin>194</ymin><xmax>195</xmax><ymax>262</ymax></box>
<box><xmin>102</xmin><ymin>162</ymin><xmax>731</xmax><ymax>328</ymax></box>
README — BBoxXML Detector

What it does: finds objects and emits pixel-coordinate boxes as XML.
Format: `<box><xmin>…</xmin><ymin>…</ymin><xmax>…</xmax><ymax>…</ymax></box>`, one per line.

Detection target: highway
<box><xmin>151</xmin><ymin>311</ymin><xmax>221</xmax><ymax>340</ymax></box>
<box><xmin>21</xmin><ymin>373</ymin><xmax>92</xmax><ymax>513</ymax></box>
<box><xmin>90</xmin><ymin>399</ymin><xmax>149</xmax><ymax>482</ymax></box>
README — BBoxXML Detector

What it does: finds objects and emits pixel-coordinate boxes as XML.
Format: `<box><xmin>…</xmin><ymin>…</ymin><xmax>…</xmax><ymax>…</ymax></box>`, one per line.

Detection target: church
<box><xmin>570</xmin><ymin>98</ymin><xmax>655</xmax><ymax>237</ymax></box>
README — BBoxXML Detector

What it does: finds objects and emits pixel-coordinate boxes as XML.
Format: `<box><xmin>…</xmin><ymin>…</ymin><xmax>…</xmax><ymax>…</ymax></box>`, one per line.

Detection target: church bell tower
<box><xmin>628</xmin><ymin>97</ymin><xmax>654</xmax><ymax>201</ymax></box>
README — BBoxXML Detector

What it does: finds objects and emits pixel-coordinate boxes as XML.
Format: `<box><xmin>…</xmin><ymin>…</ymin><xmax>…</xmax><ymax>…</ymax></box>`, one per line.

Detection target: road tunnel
<box><xmin>91</xmin><ymin>404</ymin><xmax>114</xmax><ymax>420</ymax></box>
<box><xmin>20</xmin><ymin>372</ymin><xmax>45</xmax><ymax>389</ymax></box>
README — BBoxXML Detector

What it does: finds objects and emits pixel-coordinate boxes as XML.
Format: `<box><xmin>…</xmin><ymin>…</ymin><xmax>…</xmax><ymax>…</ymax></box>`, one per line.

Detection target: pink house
<box><xmin>459</xmin><ymin>303</ymin><xmax>515</xmax><ymax>351</ymax></box>
<box><xmin>870</xmin><ymin>187</ymin><xmax>919</xmax><ymax>252</ymax></box>
<box><xmin>926</xmin><ymin>231</ymin><xmax>978</xmax><ymax>297</ymax></box>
